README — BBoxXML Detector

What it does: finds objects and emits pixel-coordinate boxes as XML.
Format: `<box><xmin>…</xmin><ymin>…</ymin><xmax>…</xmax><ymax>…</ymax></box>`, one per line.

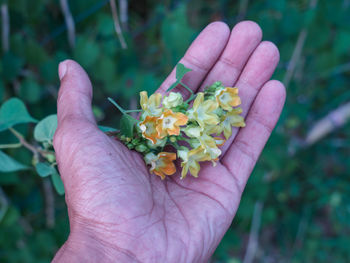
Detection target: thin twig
<box><xmin>9</xmin><ymin>128</ymin><xmax>53</xmax><ymax>159</ymax></box>
<box><xmin>283</xmin><ymin>29</ymin><xmax>308</xmax><ymax>89</ymax></box>
<box><xmin>0</xmin><ymin>142</ymin><xmax>22</xmax><ymax>149</ymax></box>
<box><xmin>109</xmin><ymin>0</ymin><xmax>127</xmax><ymax>49</ymax></box>
<box><xmin>1</xmin><ymin>3</ymin><xmax>9</xmax><ymax>52</ymax></box>
<box><xmin>43</xmin><ymin>178</ymin><xmax>55</xmax><ymax>228</ymax></box>
<box><xmin>243</xmin><ymin>201</ymin><xmax>264</xmax><ymax>263</ymax></box>
<box><xmin>237</xmin><ymin>0</ymin><xmax>249</xmax><ymax>22</ymax></box>
<box><xmin>10</xmin><ymin>128</ymin><xmax>39</xmax><ymax>156</ymax></box>
<box><xmin>60</xmin><ymin>0</ymin><xmax>76</xmax><ymax>49</ymax></box>
<box><xmin>283</xmin><ymin>0</ymin><xmax>318</xmax><ymax>89</ymax></box>
<box><xmin>305</xmin><ymin>101</ymin><xmax>350</xmax><ymax>145</ymax></box>
<box><xmin>118</xmin><ymin>0</ymin><xmax>128</xmax><ymax>31</ymax></box>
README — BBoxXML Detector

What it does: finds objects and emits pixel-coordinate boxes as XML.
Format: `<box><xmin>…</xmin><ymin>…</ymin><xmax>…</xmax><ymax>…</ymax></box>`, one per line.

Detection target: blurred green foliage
<box><xmin>0</xmin><ymin>0</ymin><xmax>350</xmax><ymax>262</ymax></box>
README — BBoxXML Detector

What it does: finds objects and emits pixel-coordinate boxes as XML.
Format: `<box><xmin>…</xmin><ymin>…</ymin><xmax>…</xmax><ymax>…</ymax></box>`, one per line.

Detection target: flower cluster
<box><xmin>112</xmin><ymin>64</ymin><xmax>245</xmax><ymax>179</ymax></box>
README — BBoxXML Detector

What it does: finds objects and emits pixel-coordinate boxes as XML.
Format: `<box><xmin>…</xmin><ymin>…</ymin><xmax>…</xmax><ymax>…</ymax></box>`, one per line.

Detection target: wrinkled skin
<box><xmin>52</xmin><ymin>21</ymin><xmax>285</xmax><ymax>262</ymax></box>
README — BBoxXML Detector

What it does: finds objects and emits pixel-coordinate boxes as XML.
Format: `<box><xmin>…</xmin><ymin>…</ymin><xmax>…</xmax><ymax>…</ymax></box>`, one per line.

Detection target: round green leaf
<box><xmin>35</xmin><ymin>162</ymin><xmax>55</xmax><ymax>177</ymax></box>
<box><xmin>34</xmin><ymin>114</ymin><xmax>57</xmax><ymax>142</ymax></box>
<box><xmin>0</xmin><ymin>98</ymin><xmax>37</xmax><ymax>132</ymax></box>
<box><xmin>51</xmin><ymin>171</ymin><xmax>65</xmax><ymax>195</ymax></box>
<box><xmin>0</xmin><ymin>150</ymin><xmax>29</xmax><ymax>173</ymax></box>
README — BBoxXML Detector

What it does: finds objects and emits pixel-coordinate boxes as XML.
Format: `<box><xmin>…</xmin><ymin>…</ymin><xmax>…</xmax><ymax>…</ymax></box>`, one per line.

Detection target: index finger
<box><xmin>156</xmin><ymin>22</ymin><xmax>230</xmax><ymax>99</ymax></box>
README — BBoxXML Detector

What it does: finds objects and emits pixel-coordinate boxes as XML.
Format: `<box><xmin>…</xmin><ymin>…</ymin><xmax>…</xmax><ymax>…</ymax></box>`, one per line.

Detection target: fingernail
<box><xmin>58</xmin><ymin>61</ymin><xmax>67</xmax><ymax>80</ymax></box>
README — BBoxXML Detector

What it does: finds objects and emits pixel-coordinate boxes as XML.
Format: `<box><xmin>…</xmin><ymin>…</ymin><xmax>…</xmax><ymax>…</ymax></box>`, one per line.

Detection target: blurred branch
<box><xmin>0</xmin><ymin>187</ymin><xmax>9</xmax><ymax>223</ymax></box>
<box><xmin>305</xmin><ymin>101</ymin><xmax>350</xmax><ymax>146</ymax></box>
<box><xmin>291</xmin><ymin>209</ymin><xmax>309</xmax><ymax>259</ymax></box>
<box><xmin>1</xmin><ymin>3</ymin><xmax>9</xmax><ymax>52</ymax></box>
<box><xmin>9</xmin><ymin>128</ymin><xmax>53</xmax><ymax>160</ymax></box>
<box><xmin>109</xmin><ymin>0</ymin><xmax>127</xmax><ymax>49</ymax></box>
<box><xmin>60</xmin><ymin>0</ymin><xmax>76</xmax><ymax>49</ymax></box>
<box><xmin>43</xmin><ymin>178</ymin><xmax>55</xmax><ymax>228</ymax></box>
<box><xmin>119</xmin><ymin>0</ymin><xmax>128</xmax><ymax>31</ymax></box>
<box><xmin>283</xmin><ymin>29</ymin><xmax>308</xmax><ymax>89</ymax></box>
<box><xmin>237</xmin><ymin>0</ymin><xmax>249</xmax><ymax>22</ymax></box>
<box><xmin>283</xmin><ymin>0</ymin><xmax>318</xmax><ymax>89</ymax></box>
<box><xmin>243</xmin><ymin>201</ymin><xmax>263</xmax><ymax>263</ymax></box>
<box><xmin>42</xmin><ymin>0</ymin><xmax>109</xmax><ymax>46</ymax></box>
<box><xmin>0</xmin><ymin>142</ymin><xmax>22</xmax><ymax>149</ymax></box>
<box><xmin>315</xmin><ymin>62</ymin><xmax>350</xmax><ymax>80</ymax></box>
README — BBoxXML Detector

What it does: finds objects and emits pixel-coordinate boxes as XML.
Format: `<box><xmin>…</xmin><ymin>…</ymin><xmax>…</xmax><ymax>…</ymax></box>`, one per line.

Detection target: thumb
<box><xmin>54</xmin><ymin>60</ymin><xmax>97</xmax><ymax>154</ymax></box>
<box><xmin>56</xmin><ymin>59</ymin><xmax>96</xmax><ymax>126</ymax></box>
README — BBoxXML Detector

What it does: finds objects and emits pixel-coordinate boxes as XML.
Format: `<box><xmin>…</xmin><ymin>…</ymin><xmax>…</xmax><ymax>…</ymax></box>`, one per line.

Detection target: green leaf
<box><xmin>74</xmin><ymin>36</ymin><xmax>100</xmax><ymax>68</ymax></box>
<box><xmin>0</xmin><ymin>98</ymin><xmax>37</xmax><ymax>132</ymax></box>
<box><xmin>35</xmin><ymin>162</ymin><xmax>55</xmax><ymax>177</ymax></box>
<box><xmin>20</xmin><ymin>79</ymin><xmax>41</xmax><ymax>104</ymax></box>
<box><xmin>34</xmin><ymin>114</ymin><xmax>57</xmax><ymax>142</ymax></box>
<box><xmin>176</xmin><ymin>63</ymin><xmax>192</xmax><ymax>81</ymax></box>
<box><xmin>1</xmin><ymin>52</ymin><xmax>24</xmax><ymax>82</ymax></box>
<box><xmin>120</xmin><ymin>114</ymin><xmax>137</xmax><ymax>137</ymax></box>
<box><xmin>98</xmin><ymin>125</ymin><xmax>118</xmax><ymax>133</ymax></box>
<box><xmin>0</xmin><ymin>150</ymin><xmax>29</xmax><ymax>172</ymax></box>
<box><xmin>51</xmin><ymin>171</ymin><xmax>65</xmax><ymax>195</ymax></box>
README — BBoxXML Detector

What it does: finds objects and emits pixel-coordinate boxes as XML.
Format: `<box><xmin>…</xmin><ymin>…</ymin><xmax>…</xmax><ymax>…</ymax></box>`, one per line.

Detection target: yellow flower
<box><xmin>178</xmin><ymin>147</ymin><xmax>211</xmax><ymax>179</ymax></box>
<box><xmin>157</xmin><ymin>109</ymin><xmax>188</xmax><ymax>138</ymax></box>
<box><xmin>220</xmin><ymin>107</ymin><xmax>246</xmax><ymax>139</ymax></box>
<box><xmin>144</xmin><ymin>152</ymin><xmax>177</xmax><ymax>179</ymax></box>
<box><xmin>215</xmin><ymin>87</ymin><xmax>241</xmax><ymax>111</ymax></box>
<box><xmin>139</xmin><ymin>115</ymin><xmax>161</xmax><ymax>144</ymax></box>
<box><xmin>183</xmin><ymin>125</ymin><xmax>202</xmax><ymax>138</ymax></box>
<box><xmin>147</xmin><ymin>137</ymin><xmax>167</xmax><ymax>149</ymax></box>
<box><xmin>188</xmin><ymin>93</ymin><xmax>219</xmax><ymax>127</ymax></box>
<box><xmin>197</xmin><ymin>133</ymin><xmax>222</xmax><ymax>160</ymax></box>
<box><xmin>140</xmin><ymin>91</ymin><xmax>162</xmax><ymax>117</ymax></box>
<box><xmin>204</xmin><ymin>124</ymin><xmax>222</xmax><ymax>136</ymax></box>
<box><xmin>162</xmin><ymin>92</ymin><xmax>183</xmax><ymax>108</ymax></box>
<box><xmin>214</xmin><ymin>137</ymin><xmax>225</xmax><ymax>147</ymax></box>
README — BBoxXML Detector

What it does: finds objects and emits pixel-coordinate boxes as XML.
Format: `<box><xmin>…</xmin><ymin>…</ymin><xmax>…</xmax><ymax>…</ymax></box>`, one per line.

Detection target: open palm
<box><xmin>53</xmin><ymin>21</ymin><xmax>285</xmax><ymax>263</ymax></box>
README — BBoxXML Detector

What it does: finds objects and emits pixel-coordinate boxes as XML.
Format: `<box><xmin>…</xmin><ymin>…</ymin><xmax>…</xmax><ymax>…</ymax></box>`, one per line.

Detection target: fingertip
<box><xmin>255</xmin><ymin>80</ymin><xmax>286</xmax><ymax>117</ymax></box>
<box><xmin>233</xmin><ymin>20</ymin><xmax>263</xmax><ymax>43</ymax></box>
<box><xmin>194</xmin><ymin>21</ymin><xmax>230</xmax><ymax>48</ymax></box>
<box><xmin>206</xmin><ymin>21</ymin><xmax>230</xmax><ymax>37</ymax></box>
<box><xmin>56</xmin><ymin>59</ymin><xmax>95</xmax><ymax>126</ymax></box>
<box><xmin>258</xmin><ymin>41</ymin><xmax>280</xmax><ymax>63</ymax></box>
<box><xmin>265</xmin><ymin>80</ymin><xmax>286</xmax><ymax>104</ymax></box>
<box><xmin>58</xmin><ymin>61</ymin><xmax>68</xmax><ymax>80</ymax></box>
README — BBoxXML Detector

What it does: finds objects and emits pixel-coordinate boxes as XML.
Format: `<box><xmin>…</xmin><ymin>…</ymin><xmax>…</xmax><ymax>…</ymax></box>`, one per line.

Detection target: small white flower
<box><xmin>162</xmin><ymin>92</ymin><xmax>183</xmax><ymax>108</ymax></box>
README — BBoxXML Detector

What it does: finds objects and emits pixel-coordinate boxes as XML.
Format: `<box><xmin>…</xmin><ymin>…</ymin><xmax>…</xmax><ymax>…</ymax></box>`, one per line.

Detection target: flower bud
<box><xmin>135</xmin><ymin>144</ymin><xmax>148</xmax><ymax>152</ymax></box>
<box><xmin>127</xmin><ymin>143</ymin><xmax>134</xmax><ymax>149</ymax></box>
<box><xmin>163</xmin><ymin>92</ymin><xmax>183</xmax><ymax>108</ymax></box>
<box><xmin>46</xmin><ymin>154</ymin><xmax>56</xmax><ymax>163</ymax></box>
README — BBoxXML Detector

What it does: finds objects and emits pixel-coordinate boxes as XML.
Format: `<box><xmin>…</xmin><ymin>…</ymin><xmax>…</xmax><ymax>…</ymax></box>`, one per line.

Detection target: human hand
<box><xmin>52</xmin><ymin>21</ymin><xmax>285</xmax><ymax>263</ymax></box>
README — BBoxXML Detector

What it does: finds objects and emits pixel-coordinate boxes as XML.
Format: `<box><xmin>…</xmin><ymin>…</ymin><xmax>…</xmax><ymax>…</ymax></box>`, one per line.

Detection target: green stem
<box><xmin>177</xmin><ymin>136</ymin><xmax>192</xmax><ymax>144</ymax></box>
<box><xmin>170</xmin><ymin>141</ymin><xmax>181</xmax><ymax>149</ymax></box>
<box><xmin>8</xmin><ymin>128</ymin><xmax>54</xmax><ymax>160</ymax></box>
<box><xmin>108</xmin><ymin>97</ymin><xmax>126</xmax><ymax>114</ymax></box>
<box><xmin>185</xmin><ymin>93</ymin><xmax>197</xmax><ymax>104</ymax></box>
<box><xmin>180</xmin><ymin>82</ymin><xmax>193</xmax><ymax>95</ymax></box>
<box><xmin>0</xmin><ymin>142</ymin><xmax>22</xmax><ymax>149</ymax></box>
<box><xmin>124</xmin><ymin>109</ymin><xmax>142</xmax><ymax>113</ymax></box>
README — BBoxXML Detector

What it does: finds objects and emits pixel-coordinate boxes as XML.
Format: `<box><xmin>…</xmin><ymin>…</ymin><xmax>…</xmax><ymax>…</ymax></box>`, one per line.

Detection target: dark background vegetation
<box><xmin>1</xmin><ymin>0</ymin><xmax>350</xmax><ymax>262</ymax></box>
